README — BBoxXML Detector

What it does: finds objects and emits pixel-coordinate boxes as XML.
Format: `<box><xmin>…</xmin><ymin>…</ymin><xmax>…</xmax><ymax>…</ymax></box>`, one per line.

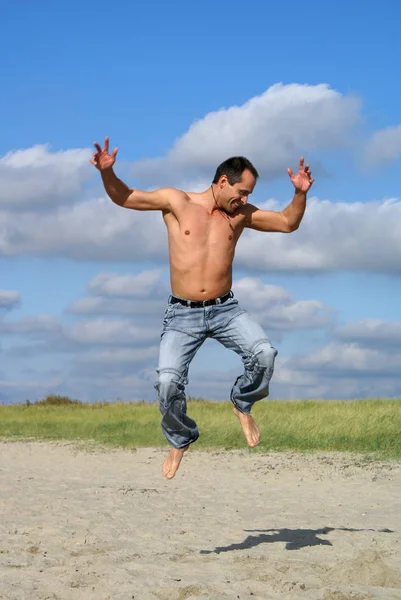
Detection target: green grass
<box><xmin>0</xmin><ymin>396</ymin><xmax>400</xmax><ymax>459</ymax></box>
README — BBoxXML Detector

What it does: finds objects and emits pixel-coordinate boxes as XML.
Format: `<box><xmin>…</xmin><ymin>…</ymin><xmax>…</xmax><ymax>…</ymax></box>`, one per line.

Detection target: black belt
<box><xmin>170</xmin><ymin>291</ymin><xmax>233</xmax><ymax>308</ymax></box>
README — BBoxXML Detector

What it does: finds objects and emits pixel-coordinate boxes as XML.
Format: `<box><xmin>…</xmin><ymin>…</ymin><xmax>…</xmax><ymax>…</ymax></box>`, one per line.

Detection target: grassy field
<box><xmin>0</xmin><ymin>396</ymin><xmax>400</xmax><ymax>459</ymax></box>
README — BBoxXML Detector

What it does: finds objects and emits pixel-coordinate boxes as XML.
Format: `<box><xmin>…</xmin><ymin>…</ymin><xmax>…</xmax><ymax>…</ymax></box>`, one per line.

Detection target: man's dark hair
<box><xmin>212</xmin><ymin>156</ymin><xmax>259</xmax><ymax>185</ymax></box>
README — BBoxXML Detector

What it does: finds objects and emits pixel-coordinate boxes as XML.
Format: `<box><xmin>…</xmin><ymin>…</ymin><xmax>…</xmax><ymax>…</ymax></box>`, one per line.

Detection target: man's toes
<box><xmin>162</xmin><ymin>448</ymin><xmax>187</xmax><ymax>479</ymax></box>
<box><xmin>162</xmin><ymin>462</ymin><xmax>175</xmax><ymax>479</ymax></box>
<box><xmin>248</xmin><ymin>434</ymin><xmax>260</xmax><ymax>448</ymax></box>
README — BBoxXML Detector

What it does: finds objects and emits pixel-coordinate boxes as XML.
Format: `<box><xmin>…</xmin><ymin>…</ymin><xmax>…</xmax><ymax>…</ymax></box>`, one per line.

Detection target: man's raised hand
<box><xmin>90</xmin><ymin>136</ymin><xmax>118</xmax><ymax>171</ymax></box>
<box><xmin>287</xmin><ymin>158</ymin><xmax>314</xmax><ymax>193</ymax></box>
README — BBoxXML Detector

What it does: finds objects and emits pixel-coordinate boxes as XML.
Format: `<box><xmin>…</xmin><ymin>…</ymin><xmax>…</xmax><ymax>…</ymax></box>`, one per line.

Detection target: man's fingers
<box><xmin>104</xmin><ymin>136</ymin><xmax>109</xmax><ymax>152</ymax></box>
<box><xmin>299</xmin><ymin>157</ymin><xmax>304</xmax><ymax>170</ymax></box>
<box><xmin>287</xmin><ymin>167</ymin><xmax>294</xmax><ymax>177</ymax></box>
<box><xmin>111</xmin><ymin>147</ymin><xmax>118</xmax><ymax>158</ymax></box>
<box><xmin>93</xmin><ymin>142</ymin><xmax>102</xmax><ymax>153</ymax></box>
<box><xmin>90</xmin><ymin>158</ymin><xmax>97</xmax><ymax>166</ymax></box>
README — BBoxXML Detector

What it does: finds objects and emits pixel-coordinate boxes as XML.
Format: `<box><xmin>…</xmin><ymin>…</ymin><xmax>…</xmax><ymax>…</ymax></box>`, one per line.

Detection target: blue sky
<box><xmin>1</xmin><ymin>0</ymin><xmax>401</xmax><ymax>403</ymax></box>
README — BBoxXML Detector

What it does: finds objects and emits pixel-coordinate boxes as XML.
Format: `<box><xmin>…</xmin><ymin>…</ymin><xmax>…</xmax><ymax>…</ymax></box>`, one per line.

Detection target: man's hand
<box><xmin>90</xmin><ymin>136</ymin><xmax>118</xmax><ymax>171</ymax></box>
<box><xmin>287</xmin><ymin>158</ymin><xmax>314</xmax><ymax>193</ymax></box>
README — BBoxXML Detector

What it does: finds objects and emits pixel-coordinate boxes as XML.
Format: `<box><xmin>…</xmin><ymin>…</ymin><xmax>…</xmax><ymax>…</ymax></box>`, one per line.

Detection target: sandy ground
<box><xmin>0</xmin><ymin>441</ymin><xmax>400</xmax><ymax>600</ymax></box>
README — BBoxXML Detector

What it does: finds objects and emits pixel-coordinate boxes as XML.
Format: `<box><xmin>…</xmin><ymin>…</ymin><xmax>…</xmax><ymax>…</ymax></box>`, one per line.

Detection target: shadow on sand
<box><xmin>200</xmin><ymin>526</ymin><xmax>394</xmax><ymax>554</ymax></box>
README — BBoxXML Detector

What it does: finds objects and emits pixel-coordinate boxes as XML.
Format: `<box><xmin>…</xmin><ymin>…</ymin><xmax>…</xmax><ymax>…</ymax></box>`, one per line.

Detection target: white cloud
<box><xmin>0</xmin><ymin>376</ymin><xmax>65</xmax><ymax>403</ymax></box>
<box><xmin>69</xmin><ymin>347</ymin><xmax>160</xmax><ymax>382</ymax></box>
<box><xmin>64</xmin><ymin>370</ymin><xmax>157</xmax><ymax>403</ymax></box>
<box><xmin>177</xmin><ymin>344</ymin><xmax>401</xmax><ymax>400</ymax></box>
<box><xmin>284</xmin><ymin>341</ymin><xmax>401</xmax><ymax>378</ymax></box>
<box><xmin>4</xmin><ymin>333</ymin><xmax>401</xmax><ymax>403</ymax></box>
<box><xmin>0</xmin><ymin>290</ymin><xmax>20</xmax><ymax>311</ymax></box>
<box><xmin>81</xmin><ymin>346</ymin><xmax>159</xmax><ymax>364</ymax></box>
<box><xmin>133</xmin><ymin>83</ymin><xmax>360</xmax><ymax>185</ymax></box>
<box><xmin>1</xmin><ymin>193</ymin><xmax>401</xmax><ymax>274</ymax></box>
<box><xmin>0</xmin><ymin>271</ymin><xmax>338</xmax><ymax>402</ymax></box>
<box><xmin>364</xmin><ymin>124</ymin><xmax>401</xmax><ymax>167</ymax></box>
<box><xmin>67</xmin><ymin>272</ymin><xmax>333</xmax><ymax>331</ymax></box>
<box><xmin>334</xmin><ymin>319</ymin><xmax>401</xmax><ymax>350</ymax></box>
<box><xmin>0</xmin><ymin>312</ymin><xmax>160</xmax><ymax>353</ymax></box>
<box><xmin>271</xmin><ymin>370</ymin><xmax>400</xmax><ymax>400</ymax></box>
<box><xmin>0</xmin><ymin>315</ymin><xmax>60</xmax><ymax>336</ymax></box>
<box><xmin>68</xmin><ymin>296</ymin><xmax>167</xmax><ymax>318</ymax></box>
<box><xmin>0</xmin><ymin>145</ymin><xmax>92</xmax><ymax>210</ymax></box>
<box><xmin>87</xmin><ymin>269</ymin><xmax>167</xmax><ymax>297</ymax></box>
<box><xmin>69</xmin><ymin>269</ymin><xmax>170</xmax><ymax>317</ymax></box>
<box><xmin>66</xmin><ymin>318</ymin><xmax>160</xmax><ymax>346</ymax></box>
<box><xmin>233</xmin><ymin>277</ymin><xmax>334</xmax><ymax>329</ymax></box>
<box><xmin>0</xmin><ymin>197</ymin><xmax>168</xmax><ymax>260</ymax></box>
<box><xmin>236</xmin><ymin>196</ymin><xmax>401</xmax><ymax>273</ymax></box>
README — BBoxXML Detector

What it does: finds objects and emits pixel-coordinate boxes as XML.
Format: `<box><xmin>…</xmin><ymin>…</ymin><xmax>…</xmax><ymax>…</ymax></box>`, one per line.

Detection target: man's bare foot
<box><xmin>233</xmin><ymin>407</ymin><xmax>260</xmax><ymax>447</ymax></box>
<box><xmin>162</xmin><ymin>446</ymin><xmax>188</xmax><ymax>479</ymax></box>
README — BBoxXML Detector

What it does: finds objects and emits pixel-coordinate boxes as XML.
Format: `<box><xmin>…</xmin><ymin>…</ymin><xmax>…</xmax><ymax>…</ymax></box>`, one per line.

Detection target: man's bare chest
<box><xmin>170</xmin><ymin>204</ymin><xmax>245</xmax><ymax>245</ymax></box>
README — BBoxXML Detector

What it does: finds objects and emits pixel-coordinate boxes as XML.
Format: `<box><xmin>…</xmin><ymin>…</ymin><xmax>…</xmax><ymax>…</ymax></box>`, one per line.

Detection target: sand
<box><xmin>0</xmin><ymin>441</ymin><xmax>400</xmax><ymax>600</ymax></box>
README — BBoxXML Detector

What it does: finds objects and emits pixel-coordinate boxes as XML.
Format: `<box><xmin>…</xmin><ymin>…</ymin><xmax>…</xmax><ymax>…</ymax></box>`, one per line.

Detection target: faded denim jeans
<box><xmin>155</xmin><ymin>293</ymin><xmax>278</xmax><ymax>449</ymax></box>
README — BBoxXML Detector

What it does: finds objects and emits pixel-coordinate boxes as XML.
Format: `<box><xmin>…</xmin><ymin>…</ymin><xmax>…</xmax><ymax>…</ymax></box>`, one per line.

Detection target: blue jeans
<box><xmin>155</xmin><ymin>293</ymin><xmax>278</xmax><ymax>449</ymax></box>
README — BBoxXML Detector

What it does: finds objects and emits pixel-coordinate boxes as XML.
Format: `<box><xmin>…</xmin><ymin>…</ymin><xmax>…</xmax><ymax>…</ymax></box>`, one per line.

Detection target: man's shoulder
<box><xmin>161</xmin><ymin>188</ymin><xmax>191</xmax><ymax>219</ymax></box>
<box><xmin>235</xmin><ymin>202</ymin><xmax>257</xmax><ymax>226</ymax></box>
<box><xmin>162</xmin><ymin>187</ymin><xmax>191</xmax><ymax>203</ymax></box>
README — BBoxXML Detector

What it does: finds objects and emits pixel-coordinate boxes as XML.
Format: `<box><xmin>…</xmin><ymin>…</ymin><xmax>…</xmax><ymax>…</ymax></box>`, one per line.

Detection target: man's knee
<box><xmin>254</xmin><ymin>341</ymin><xmax>278</xmax><ymax>371</ymax></box>
<box><xmin>155</xmin><ymin>369</ymin><xmax>185</xmax><ymax>411</ymax></box>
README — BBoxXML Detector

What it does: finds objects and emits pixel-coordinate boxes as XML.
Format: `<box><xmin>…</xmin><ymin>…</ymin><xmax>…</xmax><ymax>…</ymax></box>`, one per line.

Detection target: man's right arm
<box><xmin>91</xmin><ymin>136</ymin><xmax>178</xmax><ymax>212</ymax></box>
<box><xmin>101</xmin><ymin>168</ymin><xmax>173</xmax><ymax>211</ymax></box>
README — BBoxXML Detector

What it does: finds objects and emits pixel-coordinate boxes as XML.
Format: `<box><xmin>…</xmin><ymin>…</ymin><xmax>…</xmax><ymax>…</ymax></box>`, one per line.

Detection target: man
<box><xmin>91</xmin><ymin>137</ymin><xmax>314</xmax><ymax>479</ymax></box>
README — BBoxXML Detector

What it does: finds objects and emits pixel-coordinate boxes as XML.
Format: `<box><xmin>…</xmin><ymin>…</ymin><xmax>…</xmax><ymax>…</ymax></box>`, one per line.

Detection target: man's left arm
<box><xmin>245</xmin><ymin>158</ymin><xmax>314</xmax><ymax>233</ymax></box>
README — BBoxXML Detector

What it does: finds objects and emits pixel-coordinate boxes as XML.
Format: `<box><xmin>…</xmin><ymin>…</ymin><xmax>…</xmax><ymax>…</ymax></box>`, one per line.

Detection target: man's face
<box><xmin>218</xmin><ymin>169</ymin><xmax>256</xmax><ymax>214</ymax></box>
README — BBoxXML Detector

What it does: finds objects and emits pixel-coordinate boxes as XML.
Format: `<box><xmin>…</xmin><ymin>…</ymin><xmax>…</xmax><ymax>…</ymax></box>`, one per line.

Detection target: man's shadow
<box><xmin>200</xmin><ymin>526</ymin><xmax>394</xmax><ymax>554</ymax></box>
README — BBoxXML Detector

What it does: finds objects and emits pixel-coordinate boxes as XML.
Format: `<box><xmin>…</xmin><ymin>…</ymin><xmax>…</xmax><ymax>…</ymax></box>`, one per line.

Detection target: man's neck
<box><xmin>209</xmin><ymin>184</ymin><xmax>223</xmax><ymax>214</ymax></box>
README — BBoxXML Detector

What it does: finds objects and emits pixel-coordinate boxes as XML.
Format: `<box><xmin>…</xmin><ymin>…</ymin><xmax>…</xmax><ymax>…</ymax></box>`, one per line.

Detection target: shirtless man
<box><xmin>91</xmin><ymin>137</ymin><xmax>314</xmax><ymax>479</ymax></box>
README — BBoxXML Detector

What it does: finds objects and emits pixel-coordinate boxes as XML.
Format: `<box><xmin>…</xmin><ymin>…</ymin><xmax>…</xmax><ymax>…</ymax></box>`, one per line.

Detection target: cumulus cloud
<box><xmin>233</xmin><ymin>277</ymin><xmax>334</xmax><ymax>329</ymax></box>
<box><xmin>69</xmin><ymin>269</ymin><xmax>170</xmax><ymax>318</ymax></box>
<box><xmin>1</xmin><ymin>193</ymin><xmax>401</xmax><ymax>274</ymax></box>
<box><xmin>237</xmin><ymin>196</ymin><xmax>401</xmax><ymax>273</ymax></box>
<box><xmin>1</xmin><ymin>312</ymin><xmax>160</xmax><ymax>354</ymax></box>
<box><xmin>4</xmin><ymin>333</ymin><xmax>401</xmax><ymax>404</ymax></box>
<box><xmin>64</xmin><ymin>370</ymin><xmax>157</xmax><ymax>403</ymax></box>
<box><xmin>81</xmin><ymin>346</ymin><xmax>159</xmax><ymax>364</ymax></box>
<box><xmin>87</xmin><ymin>269</ymin><xmax>168</xmax><ymax>297</ymax></box>
<box><xmin>132</xmin><ymin>83</ymin><xmax>360</xmax><ymax>185</ymax></box>
<box><xmin>0</xmin><ymin>375</ymin><xmax>66</xmax><ymax>405</ymax></box>
<box><xmin>0</xmin><ymin>144</ymin><xmax>92</xmax><ymax>210</ymax></box>
<box><xmin>285</xmin><ymin>341</ymin><xmax>401</xmax><ymax>378</ymax></box>
<box><xmin>0</xmin><ymin>315</ymin><xmax>60</xmax><ymax>336</ymax></box>
<box><xmin>364</xmin><ymin>124</ymin><xmax>401</xmax><ymax>167</ymax></box>
<box><xmin>173</xmin><ymin>345</ymin><xmax>401</xmax><ymax>401</ymax></box>
<box><xmin>0</xmin><ymin>270</ymin><xmax>338</xmax><ymax>402</ymax></box>
<box><xmin>334</xmin><ymin>319</ymin><xmax>401</xmax><ymax>351</ymax></box>
<box><xmin>272</xmin><ymin>369</ymin><xmax>400</xmax><ymax>400</ymax></box>
<box><xmin>66</xmin><ymin>318</ymin><xmax>160</xmax><ymax>347</ymax></box>
<box><xmin>68</xmin><ymin>296</ymin><xmax>165</xmax><ymax>317</ymax></box>
<box><xmin>70</xmin><ymin>347</ymin><xmax>160</xmax><ymax>380</ymax></box>
<box><xmin>67</xmin><ymin>271</ymin><xmax>333</xmax><ymax>331</ymax></box>
<box><xmin>272</xmin><ymin>340</ymin><xmax>401</xmax><ymax>400</ymax></box>
<box><xmin>0</xmin><ymin>290</ymin><xmax>21</xmax><ymax>311</ymax></box>
<box><xmin>0</xmin><ymin>197</ymin><xmax>168</xmax><ymax>260</ymax></box>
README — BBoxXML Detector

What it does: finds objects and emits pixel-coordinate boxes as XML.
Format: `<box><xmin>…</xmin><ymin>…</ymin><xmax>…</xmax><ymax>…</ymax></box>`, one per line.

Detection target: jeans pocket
<box><xmin>162</xmin><ymin>304</ymin><xmax>175</xmax><ymax>328</ymax></box>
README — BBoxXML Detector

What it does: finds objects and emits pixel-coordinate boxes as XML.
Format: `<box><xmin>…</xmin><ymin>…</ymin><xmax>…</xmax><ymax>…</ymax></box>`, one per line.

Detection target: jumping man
<box><xmin>91</xmin><ymin>137</ymin><xmax>314</xmax><ymax>478</ymax></box>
